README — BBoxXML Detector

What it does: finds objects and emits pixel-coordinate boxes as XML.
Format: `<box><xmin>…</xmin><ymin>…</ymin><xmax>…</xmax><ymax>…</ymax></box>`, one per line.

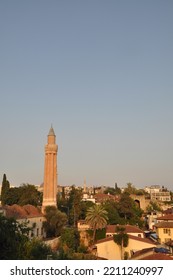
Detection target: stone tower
<box><xmin>42</xmin><ymin>126</ymin><xmax>58</xmax><ymax>212</ymax></box>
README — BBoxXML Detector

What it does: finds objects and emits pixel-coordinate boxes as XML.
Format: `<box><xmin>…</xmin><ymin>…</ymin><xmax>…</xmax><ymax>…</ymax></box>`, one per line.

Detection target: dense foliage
<box><xmin>0</xmin><ymin>215</ymin><xmax>29</xmax><ymax>259</ymax></box>
<box><xmin>0</xmin><ymin>215</ymin><xmax>57</xmax><ymax>260</ymax></box>
<box><xmin>60</xmin><ymin>227</ymin><xmax>80</xmax><ymax>252</ymax></box>
<box><xmin>43</xmin><ymin>206</ymin><xmax>67</xmax><ymax>237</ymax></box>
<box><xmin>146</xmin><ymin>201</ymin><xmax>162</xmax><ymax>212</ymax></box>
<box><xmin>58</xmin><ymin>186</ymin><xmax>94</xmax><ymax>226</ymax></box>
<box><xmin>1</xmin><ymin>183</ymin><xmax>42</xmax><ymax>206</ymax></box>
<box><xmin>117</xmin><ymin>192</ymin><xmax>144</xmax><ymax>226</ymax></box>
<box><xmin>25</xmin><ymin>238</ymin><xmax>58</xmax><ymax>260</ymax></box>
<box><xmin>58</xmin><ymin>185</ymin><xmax>144</xmax><ymax>228</ymax></box>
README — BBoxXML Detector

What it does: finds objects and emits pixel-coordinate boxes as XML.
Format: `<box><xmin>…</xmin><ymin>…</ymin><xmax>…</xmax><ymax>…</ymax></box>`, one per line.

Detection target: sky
<box><xmin>0</xmin><ymin>0</ymin><xmax>173</xmax><ymax>190</ymax></box>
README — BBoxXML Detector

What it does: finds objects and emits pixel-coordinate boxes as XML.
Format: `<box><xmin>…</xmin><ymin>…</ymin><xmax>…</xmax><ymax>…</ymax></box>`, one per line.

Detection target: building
<box><xmin>146</xmin><ymin>211</ymin><xmax>162</xmax><ymax>230</ymax></box>
<box><xmin>42</xmin><ymin>126</ymin><xmax>58</xmax><ymax>212</ymax></box>
<box><xmin>82</xmin><ymin>193</ymin><xmax>96</xmax><ymax>203</ymax></box>
<box><xmin>156</xmin><ymin>214</ymin><xmax>173</xmax><ymax>223</ymax></box>
<box><xmin>131</xmin><ymin>248</ymin><xmax>173</xmax><ymax>260</ymax></box>
<box><xmin>95</xmin><ymin>234</ymin><xmax>156</xmax><ymax>260</ymax></box>
<box><xmin>90</xmin><ymin>224</ymin><xmax>157</xmax><ymax>259</ymax></box>
<box><xmin>155</xmin><ymin>222</ymin><xmax>173</xmax><ymax>244</ymax></box>
<box><xmin>145</xmin><ymin>185</ymin><xmax>161</xmax><ymax>194</ymax></box>
<box><xmin>3</xmin><ymin>204</ymin><xmax>45</xmax><ymax>239</ymax></box>
<box><xmin>145</xmin><ymin>185</ymin><xmax>171</xmax><ymax>202</ymax></box>
<box><xmin>106</xmin><ymin>224</ymin><xmax>145</xmax><ymax>238</ymax></box>
<box><xmin>153</xmin><ymin>214</ymin><xmax>173</xmax><ymax>244</ymax></box>
<box><xmin>94</xmin><ymin>193</ymin><xmax>120</xmax><ymax>204</ymax></box>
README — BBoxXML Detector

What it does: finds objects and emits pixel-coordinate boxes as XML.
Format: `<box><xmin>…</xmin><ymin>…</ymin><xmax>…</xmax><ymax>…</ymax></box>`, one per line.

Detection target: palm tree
<box><xmin>113</xmin><ymin>226</ymin><xmax>129</xmax><ymax>260</ymax></box>
<box><xmin>85</xmin><ymin>204</ymin><xmax>108</xmax><ymax>243</ymax></box>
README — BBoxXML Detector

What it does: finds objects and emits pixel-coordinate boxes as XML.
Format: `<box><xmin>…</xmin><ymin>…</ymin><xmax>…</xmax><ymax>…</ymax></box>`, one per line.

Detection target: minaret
<box><xmin>42</xmin><ymin>126</ymin><xmax>58</xmax><ymax>212</ymax></box>
<box><xmin>83</xmin><ymin>178</ymin><xmax>87</xmax><ymax>193</ymax></box>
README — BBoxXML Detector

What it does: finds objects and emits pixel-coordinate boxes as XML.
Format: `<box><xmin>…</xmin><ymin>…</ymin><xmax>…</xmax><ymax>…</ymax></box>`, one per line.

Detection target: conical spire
<box><xmin>48</xmin><ymin>125</ymin><xmax>55</xmax><ymax>136</ymax></box>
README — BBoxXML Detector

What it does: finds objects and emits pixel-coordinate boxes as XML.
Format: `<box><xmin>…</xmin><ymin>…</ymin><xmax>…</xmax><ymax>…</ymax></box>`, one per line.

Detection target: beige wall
<box><xmin>156</xmin><ymin>227</ymin><xmax>173</xmax><ymax>243</ymax></box>
<box><xmin>17</xmin><ymin>216</ymin><xmax>46</xmax><ymax>239</ymax></box>
<box><xmin>96</xmin><ymin>239</ymin><xmax>121</xmax><ymax>260</ymax></box>
<box><xmin>128</xmin><ymin>238</ymin><xmax>155</xmax><ymax>254</ymax></box>
<box><xmin>96</xmin><ymin>238</ymin><xmax>155</xmax><ymax>260</ymax></box>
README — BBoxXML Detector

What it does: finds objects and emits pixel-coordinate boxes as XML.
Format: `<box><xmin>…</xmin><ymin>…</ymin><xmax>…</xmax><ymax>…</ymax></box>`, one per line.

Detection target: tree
<box><xmin>68</xmin><ymin>186</ymin><xmax>83</xmax><ymax>227</ymax></box>
<box><xmin>113</xmin><ymin>226</ymin><xmax>129</xmax><ymax>260</ymax></box>
<box><xmin>2</xmin><ymin>184</ymin><xmax>42</xmax><ymax>206</ymax></box>
<box><xmin>25</xmin><ymin>238</ymin><xmax>58</xmax><ymax>260</ymax></box>
<box><xmin>146</xmin><ymin>201</ymin><xmax>162</xmax><ymax>213</ymax></box>
<box><xmin>103</xmin><ymin>200</ymin><xmax>121</xmax><ymax>224</ymax></box>
<box><xmin>17</xmin><ymin>184</ymin><xmax>42</xmax><ymax>206</ymax></box>
<box><xmin>1</xmin><ymin>174</ymin><xmax>10</xmax><ymax>205</ymax></box>
<box><xmin>124</xmin><ymin>182</ymin><xmax>137</xmax><ymax>194</ymax></box>
<box><xmin>117</xmin><ymin>192</ymin><xmax>134</xmax><ymax>220</ymax></box>
<box><xmin>78</xmin><ymin>200</ymin><xmax>94</xmax><ymax>220</ymax></box>
<box><xmin>104</xmin><ymin>186</ymin><xmax>121</xmax><ymax>195</ymax></box>
<box><xmin>116</xmin><ymin>192</ymin><xmax>144</xmax><ymax>226</ymax></box>
<box><xmin>0</xmin><ymin>215</ymin><xmax>59</xmax><ymax>260</ymax></box>
<box><xmin>60</xmin><ymin>228</ymin><xmax>80</xmax><ymax>253</ymax></box>
<box><xmin>0</xmin><ymin>215</ymin><xmax>29</xmax><ymax>259</ymax></box>
<box><xmin>85</xmin><ymin>204</ymin><xmax>108</xmax><ymax>243</ymax></box>
<box><xmin>43</xmin><ymin>206</ymin><xmax>67</xmax><ymax>238</ymax></box>
<box><xmin>2</xmin><ymin>187</ymin><xmax>19</xmax><ymax>205</ymax></box>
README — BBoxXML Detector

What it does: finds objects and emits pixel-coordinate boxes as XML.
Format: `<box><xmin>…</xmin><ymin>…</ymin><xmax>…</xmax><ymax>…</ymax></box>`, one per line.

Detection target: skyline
<box><xmin>0</xmin><ymin>1</ymin><xmax>173</xmax><ymax>190</ymax></box>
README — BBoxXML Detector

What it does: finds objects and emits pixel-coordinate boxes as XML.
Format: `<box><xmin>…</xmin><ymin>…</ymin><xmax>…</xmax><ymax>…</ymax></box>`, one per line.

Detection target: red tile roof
<box><xmin>4</xmin><ymin>204</ymin><xmax>43</xmax><ymax>219</ymax></box>
<box><xmin>131</xmin><ymin>247</ymin><xmax>155</xmax><ymax>259</ymax></box>
<box><xmin>128</xmin><ymin>234</ymin><xmax>155</xmax><ymax>244</ymax></box>
<box><xmin>96</xmin><ymin>234</ymin><xmax>155</xmax><ymax>245</ymax></box>
<box><xmin>157</xmin><ymin>214</ymin><xmax>173</xmax><ymax>221</ymax></box>
<box><xmin>23</xmin><ymin>204</ymin><xmax>41</xmax><ymax>216</ymax></box>
<box><xmin>155</xmin><ymin>222</ymin><xmax>173</xmax><ymax>228</ymax></box>
<box><xmin>106</xmin><ymin>224</ymin><xmax>144</xmax><ymax>234</ymax></box>
<box><xmin>141</xmin><ymin>253</ymin><xmax>173</xmax><ymax>260</ymax></box>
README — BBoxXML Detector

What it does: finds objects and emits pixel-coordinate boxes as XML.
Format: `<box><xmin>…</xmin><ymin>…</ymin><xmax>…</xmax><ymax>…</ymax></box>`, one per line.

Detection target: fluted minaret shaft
<box><xmin>42</xmin><ymin>126</ymin><xmax>58</xmax><ymax>212</ymax></box>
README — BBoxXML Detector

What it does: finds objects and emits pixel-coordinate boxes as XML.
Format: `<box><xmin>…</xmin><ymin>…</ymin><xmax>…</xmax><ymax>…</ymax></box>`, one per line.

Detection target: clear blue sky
<box><xmin>0</xmin><ymin>0</ymin><xmax>173</xmax><ymax>190</ymax></box>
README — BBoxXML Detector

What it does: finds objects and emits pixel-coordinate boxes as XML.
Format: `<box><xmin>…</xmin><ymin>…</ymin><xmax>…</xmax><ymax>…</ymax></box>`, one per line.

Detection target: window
<box><xmin>163</xmin><ymin>228</ymin><xmax>171</xmax><ymax>235</ymax></box>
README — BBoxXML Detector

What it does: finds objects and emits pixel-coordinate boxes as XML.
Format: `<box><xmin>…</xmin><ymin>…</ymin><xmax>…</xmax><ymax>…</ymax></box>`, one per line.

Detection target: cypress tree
<box><xmin>1</xmin><ymin>174</ymin><xmax>10</xmax><ymax>205</ymax></box>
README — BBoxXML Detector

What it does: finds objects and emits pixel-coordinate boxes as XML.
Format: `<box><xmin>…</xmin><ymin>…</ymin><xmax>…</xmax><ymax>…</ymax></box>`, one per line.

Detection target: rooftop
<box><xmin>4</xmin><ymin>204</ymin><xmax>43</xmax><ymax>219</ymax></box>
<box><xmin>155</xmin><ymin>221</ymin><xmax>173</xmax><ymax>228</ymax></box>
<box><xmin>141</xmin><ymin>253</ymin><xmax>173</xmax><ymax>260</ymax></box>
<box><xmin>96</xmin><ymin>234</ymin><xmax>155</xmax><ymax>245</ymax></box>
<box><xmin>106</xmin><ymin>224</ymin><xmax>144</xmax><ymax>234</ymax></box>
<box><xmin>157</xmin><ymin>214</ymin><xmax>173</xmax><ymax>221</ymax></box>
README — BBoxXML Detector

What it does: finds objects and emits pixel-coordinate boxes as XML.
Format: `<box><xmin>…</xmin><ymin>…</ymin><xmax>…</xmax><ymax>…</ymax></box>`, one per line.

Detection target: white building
<box><xmin>3</xmin><ymin>204</ymin><xmax>46</xmax><ymax>239</ymax></box>
<box><xmin>144</xmin><ymin>185</ymin><xmax>171</xmax><ymax>202</ymax></box>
